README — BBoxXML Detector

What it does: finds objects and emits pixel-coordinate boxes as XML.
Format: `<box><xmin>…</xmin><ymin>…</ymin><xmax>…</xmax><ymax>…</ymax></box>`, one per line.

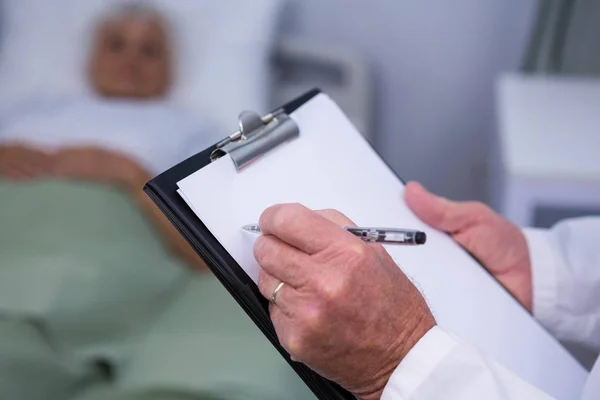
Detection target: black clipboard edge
<box><xmin>144</xmin><ymin>88</ymin><xmax>356</xmax><ymax>400</ymax></box>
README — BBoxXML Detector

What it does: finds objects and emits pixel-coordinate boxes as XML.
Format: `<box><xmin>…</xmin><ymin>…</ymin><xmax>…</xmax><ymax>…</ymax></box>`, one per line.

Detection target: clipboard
<box><xmin>144</xmin><ymin>89</ymin><xmax>354</xmax><ymax>400</ymax></box>
<box><xmin>145</xmin><ymin>88</ymin><xmax>587</xmax><ymax>400</ymax></box>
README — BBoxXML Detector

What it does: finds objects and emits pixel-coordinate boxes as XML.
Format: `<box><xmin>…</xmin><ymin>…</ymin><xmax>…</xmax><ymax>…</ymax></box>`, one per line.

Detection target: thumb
<box><xmin>404</xmin><ymin>181</ymin><xmax>476</xmax><ymax>233</ymax></box>
<box><xmin>314</xmin><ymin>209</ymin><xmax>356</xmax><ymax>227</ymax></box>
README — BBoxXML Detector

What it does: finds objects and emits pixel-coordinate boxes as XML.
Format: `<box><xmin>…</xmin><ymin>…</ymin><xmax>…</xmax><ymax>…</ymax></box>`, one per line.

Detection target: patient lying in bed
<box><xmin>0</xmin><ymin>4</ymin><xmax>218</xmax><ymax>268</ymax></box>
<box><xmin>0</xmin><ymin>6</ymin><xmax>310</xmax><ymax>400</ymax></box>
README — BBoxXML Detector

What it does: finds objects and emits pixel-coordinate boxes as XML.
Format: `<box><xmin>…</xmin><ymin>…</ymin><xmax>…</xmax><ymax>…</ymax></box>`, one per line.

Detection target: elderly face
<box><xmin>90</xmin><ymin>16</ymin><xmax>171</xmax><ymax>99</ymax></box>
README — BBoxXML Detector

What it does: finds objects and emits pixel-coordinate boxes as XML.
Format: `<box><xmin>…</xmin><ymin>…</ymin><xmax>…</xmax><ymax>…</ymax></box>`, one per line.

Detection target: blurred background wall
<box><xmin>282</xmin><ymin>0</ymin><xmax>538</xmax><ymax>203</ymax></box>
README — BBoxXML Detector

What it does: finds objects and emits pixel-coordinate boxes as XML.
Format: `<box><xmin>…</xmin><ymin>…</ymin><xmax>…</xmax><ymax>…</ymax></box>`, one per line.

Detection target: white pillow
<box><xmin>0</xmin><ymin>0</ymin><xmax>284</xmax><ymax>130</ymax></box>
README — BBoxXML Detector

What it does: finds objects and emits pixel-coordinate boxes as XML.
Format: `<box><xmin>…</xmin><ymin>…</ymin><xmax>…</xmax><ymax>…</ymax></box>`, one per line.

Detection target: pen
<box><xmin>242</xmin><ymin>224</ymin><xmax>426</xmax><ymax>245</ymax></box>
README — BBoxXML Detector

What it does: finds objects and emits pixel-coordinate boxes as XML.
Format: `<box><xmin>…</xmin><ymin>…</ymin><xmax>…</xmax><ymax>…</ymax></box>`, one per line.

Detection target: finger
<box><xmin>12</xmin><ymin>149</ymin><xmax>53</xmax><ymax>176</ymax></box>
<box><xmin>314</xmin><ymin>209</ymin><xmax>357</xmax><ymax>227</ymax></box>
<box><xmin>315</xmin><ymin>208</ymin><xmax>392</xmax><ymax>260</ymax></box>
<box><xmin>268</xmin><ymin>305</ymin><xmax>292</xmax><ymax>356</ymax></box>
<box><xmin>52</xmin><ymin>156</ymin><xmax>73</xmax><ymax>175</ymax></box>
<box><xmin>253</xmin><ymin>234</ymin><xmax>312</xmax><ymax>288</ymax></box>
<box><xmin>18</xmin><ymin>158</ymin><xmax>48</xmax><ymax>176</ymax></box>
<box><xmin>9</xmin><ymin>160</ymin><xmax>41</xmax><ymax>178</ymax></box>
<box><xmin>31</xmin><ymin>152</ymin><xmax>55</xmax><ymax>171</ymax></box>
<box><xmin>259</xmin><ymin>203</ymin><xmax>354</xmax><ymax>255</ymax></box>
<box><xmin>3</xmin><ymin>169</ymin><xmax>33</xmax><ymax>181</ymax></box>
<box><xmin>52</xmin><ymin>152</ymin><xmax>83</xmax><ymax>177</ymax></box>
<box><xmin>265</xmin><ymin>300</ymin><xmax>303</xmax><ymax>362</ymax></box>
<box><xmin>257</xmin><ymin>268</ymin><xmax>292</xmax><ymax>312</ymax></box>
<box><xmin>404</xmin><ymin>181</ymin><xmax>486</xmax><ymax>233</ymax></box>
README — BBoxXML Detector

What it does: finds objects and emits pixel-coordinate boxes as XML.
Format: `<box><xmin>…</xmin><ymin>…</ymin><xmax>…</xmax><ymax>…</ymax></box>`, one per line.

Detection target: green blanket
<box><xmin>0</xmin><ymin>181</ymin><xmax>313</xmax><ymax>400</ymax></box>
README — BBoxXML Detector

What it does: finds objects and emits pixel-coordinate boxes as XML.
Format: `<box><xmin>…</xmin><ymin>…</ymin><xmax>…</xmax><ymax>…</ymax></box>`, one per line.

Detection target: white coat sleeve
<box><xmin>380</xmin><ymin>216</ymin><xmax>600</xmax><ymax>399</ymax></box>
<box><xmin>381</xmin><ymin>326</ymin><xmax>553</xmax><ymax>399</ymax></box>
<box><xmin>524</xmin><ymin>217</ymin><xmax>600</xmax><ymax>353</ymax></box>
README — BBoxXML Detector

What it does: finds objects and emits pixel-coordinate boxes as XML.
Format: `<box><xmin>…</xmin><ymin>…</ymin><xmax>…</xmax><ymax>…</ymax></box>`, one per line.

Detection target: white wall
<box><xmin>283</xmin><ymin>0</ymin><xmax>538</xmax><ymax>202</ymax></box>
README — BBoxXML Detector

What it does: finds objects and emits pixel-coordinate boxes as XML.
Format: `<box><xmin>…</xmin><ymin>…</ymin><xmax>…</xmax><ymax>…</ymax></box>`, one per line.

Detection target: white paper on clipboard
<box><xmin>177</xmin><ymin>93</ymin><xmax>587</xmax><ymax>399</ymax></box>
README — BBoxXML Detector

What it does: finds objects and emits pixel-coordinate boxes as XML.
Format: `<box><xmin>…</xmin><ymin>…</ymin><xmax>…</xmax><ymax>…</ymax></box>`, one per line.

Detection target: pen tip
<box><xmin>415</xmin><ymin>232</ymin><xmax>426</xmax><ymax>245</ymax></box>
<box><xmin>242</xmin><ymin>224</ymin><xmax>261</xmax><ymax>233</ymax></box>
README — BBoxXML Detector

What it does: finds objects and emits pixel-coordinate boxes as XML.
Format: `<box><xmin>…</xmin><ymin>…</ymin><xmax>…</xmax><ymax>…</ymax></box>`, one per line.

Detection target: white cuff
<box><xmin>523</xmin><ymin>228</ymin><xmax>562</xmax><ymax>333</ymax></box>
<box><xmin>381</xmin><ymin>326</ymin><xmax>458</xmax><ymax>399</ymax></box>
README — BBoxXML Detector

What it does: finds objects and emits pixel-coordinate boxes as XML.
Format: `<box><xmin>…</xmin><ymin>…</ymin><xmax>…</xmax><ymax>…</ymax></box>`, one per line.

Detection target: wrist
<box><xmin>358</xmin><ymin>312</ymin><xmax>436</xmax><ymax>400</ymax></box>
<box><xmin>378</xmin><ymin>327</ymin><xmax>459</xmax><ymax>399</ymax></box>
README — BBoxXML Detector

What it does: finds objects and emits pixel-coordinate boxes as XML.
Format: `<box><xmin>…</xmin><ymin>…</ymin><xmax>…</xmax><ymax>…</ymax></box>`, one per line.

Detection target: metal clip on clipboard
<box><xmin>210</xmin><ymin>109</ymin><xmax>300</xmax><ymax>171</ymax></box>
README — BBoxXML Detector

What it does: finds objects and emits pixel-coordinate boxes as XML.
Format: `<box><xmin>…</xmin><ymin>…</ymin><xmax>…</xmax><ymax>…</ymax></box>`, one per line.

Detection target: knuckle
<box><xmin>322</xmin><ymin>208</ymin><xmax>343</xmax><ymax>218</ymax></box>
<box><xmin>346</xmin><ymin>242</ymin><xmax>371</xmax><ymax>267</ymax></box>
<box><xmin>282</xmin><ymin>330</ymin><xmax>306</xmax><ymax>359</ymax></box>
<box><xmin>320</xmin><ymin>278</ymin><xmax>346</xmax><ymax>305</ymax></box>
<box><xmin>465</xmin><ymin>201</ymin><xmax>492</xmax><ymax>220</ymax></box>
<box><xmin>302</xmin><ymin>304</ymin><xmax>325</xmax><ymax>333</ymax></box>
<box><xmin>466</xmin><ymin>201</ymin><xmax>488</xmax><ymax>212</ymax></box>
<box><xmin>268</xmin><ymin>204</ymin><xmax>290</xmax><ymax>230</ymax></box>
<box><xmin>317</xmin><ymin>209</ymin><xmax>354</xmax><ymax>226</ymax></box>
<box><xmin>273</xmin><ymin>203</ymin><xmax>308</xmax><ymax>231</ymax></box>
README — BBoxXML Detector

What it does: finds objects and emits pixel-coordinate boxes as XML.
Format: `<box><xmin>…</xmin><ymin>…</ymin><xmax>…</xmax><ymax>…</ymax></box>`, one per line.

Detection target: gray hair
<box><xmin>88</xmin><ymin>1</ymin><xmax>176</xmax><ymax>67</ymax></box>
<box><xmin>97</xmin><ymin>2</ymin><xmax>169</xmax><ymax>28</ymax></box>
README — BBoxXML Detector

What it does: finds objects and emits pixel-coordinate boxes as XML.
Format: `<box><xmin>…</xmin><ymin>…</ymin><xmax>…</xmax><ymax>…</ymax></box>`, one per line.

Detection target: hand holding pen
<box><xmin>250</xmin><ymin>204</ymin><xmax>435</xmax><ymax>397</ymax></box>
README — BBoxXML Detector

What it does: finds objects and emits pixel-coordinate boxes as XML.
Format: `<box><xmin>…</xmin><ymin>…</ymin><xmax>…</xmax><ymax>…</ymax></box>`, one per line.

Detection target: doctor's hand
<box><xmin>404</xmin><ymin>181</ymin><xmax>533</xmax><ymax>312</ymax></box>
<box><xmin>254</xmin><ymin>204</ymin><xmax>435</xmax><ymax>400</ymax></box>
